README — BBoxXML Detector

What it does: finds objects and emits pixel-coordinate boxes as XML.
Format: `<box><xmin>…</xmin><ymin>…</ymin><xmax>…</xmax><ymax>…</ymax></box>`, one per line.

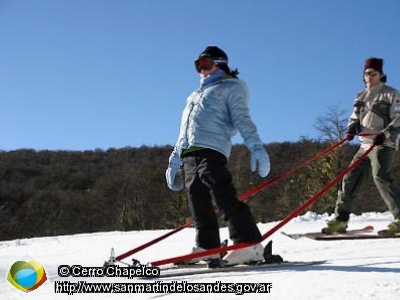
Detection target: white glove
<box><xmin>250</xmin><ymin>144</ymin><xmax>270</xmax><ymax>177</ymax></box>
<box><xmin>165</xmin><ymin>152</ymin><xmax>183</xmax><ymax>191</ymax></box>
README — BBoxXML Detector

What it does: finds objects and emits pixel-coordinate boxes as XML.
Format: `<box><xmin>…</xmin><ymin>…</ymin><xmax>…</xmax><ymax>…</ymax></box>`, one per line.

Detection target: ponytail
<box><xmin>219</xmin><ymin>65</ymin><xmax>239</xmax><ymax>78</ymax></box>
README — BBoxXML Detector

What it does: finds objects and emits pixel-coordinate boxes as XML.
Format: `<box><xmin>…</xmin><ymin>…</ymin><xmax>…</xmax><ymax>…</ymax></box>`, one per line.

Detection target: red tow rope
<box><xmin>149</xmin><ymin>144</ymin><xmax>375</xmax><ymax>267</ymax></box>
<box><xmin>116</xmin><ymin>139</ymin><xmax>347</xmax><ymax>261</ymax></box>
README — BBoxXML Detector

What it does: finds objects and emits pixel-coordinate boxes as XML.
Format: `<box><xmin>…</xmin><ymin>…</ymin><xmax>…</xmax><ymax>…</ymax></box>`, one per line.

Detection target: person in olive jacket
<box><xmin>323</xmin><ymin>57</ymin><xmax>400</xmax><ymax>235</ymax></box>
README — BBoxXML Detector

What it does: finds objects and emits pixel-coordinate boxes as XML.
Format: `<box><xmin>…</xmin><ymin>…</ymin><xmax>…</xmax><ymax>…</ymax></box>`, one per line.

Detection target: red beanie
<box><xmin>364</xmin><ymin>57</ymin><xmax>384</xmax><ymax>73</ymax></box>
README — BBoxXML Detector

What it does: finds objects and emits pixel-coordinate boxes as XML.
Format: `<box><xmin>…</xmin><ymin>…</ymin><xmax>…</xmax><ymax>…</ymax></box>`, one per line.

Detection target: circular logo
<box><xmin>7</xmin><ymin>255</ymin><xmax>47</xmax><ymax>292</ymax></box>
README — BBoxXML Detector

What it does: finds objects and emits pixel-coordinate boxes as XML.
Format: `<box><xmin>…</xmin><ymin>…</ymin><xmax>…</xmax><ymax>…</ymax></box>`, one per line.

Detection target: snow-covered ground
<box><xmin>1</xmin><ymin>211</ymin><xmax>399</xmax><ymax>299</ymax></box>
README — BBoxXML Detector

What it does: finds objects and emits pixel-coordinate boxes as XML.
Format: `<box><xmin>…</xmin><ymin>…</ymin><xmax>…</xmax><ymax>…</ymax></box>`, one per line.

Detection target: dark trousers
<box><xmin>182</xmin><ymin>149</ymin><xmax>262</xmax><ymax>249</ymax></box>
<box><xmin>336</xmin><ymin>146</ymin><xmax>400</xmax><ymax>220</ymax></box>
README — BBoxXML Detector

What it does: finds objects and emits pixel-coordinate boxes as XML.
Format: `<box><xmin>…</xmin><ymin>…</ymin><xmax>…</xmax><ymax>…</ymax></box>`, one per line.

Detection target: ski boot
<box><xmin>379</xmin><ymin>218</ymin><xmax>400</xmax><ymax>236</ymax></box>
<box><xmin>176</xmin><ymin>239</ymin><xmax>228</xmax><ymax>265</ymax></box>
<box><xmin>222</xmin><ymin>244</ymin><xmax>264</xmax><ymax>266</ymax></box>
<box><xmin>321</xmin><ymin>219</ymin><xmax>348</xmax><ymax>234</ymax></box>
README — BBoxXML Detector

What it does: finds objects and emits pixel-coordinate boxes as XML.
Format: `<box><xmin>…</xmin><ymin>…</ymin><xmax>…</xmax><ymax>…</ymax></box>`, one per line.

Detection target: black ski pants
<box><xmin>182</xmin><ymin>148</ymin><xmax>262</xmax><ymax>249</ymax></box>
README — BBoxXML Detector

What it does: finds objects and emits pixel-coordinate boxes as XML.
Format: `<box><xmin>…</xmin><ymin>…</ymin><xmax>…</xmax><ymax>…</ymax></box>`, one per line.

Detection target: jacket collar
<box><xmin>367</xmin><ymin>82</ymin><xmax>384</xmax><ymax>93</ymax></box>
<box><xmin>199</xmin><ymin>70</ymin><xmax>226</xmax><ymax>89</ymax></box>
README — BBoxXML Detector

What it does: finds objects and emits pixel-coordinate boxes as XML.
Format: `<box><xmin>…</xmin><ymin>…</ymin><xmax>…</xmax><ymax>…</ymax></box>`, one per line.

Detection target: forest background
<box><xmin>1</xmin><ymin>107</ymin><xmax>399</xmax><ymax>240</ymax></box>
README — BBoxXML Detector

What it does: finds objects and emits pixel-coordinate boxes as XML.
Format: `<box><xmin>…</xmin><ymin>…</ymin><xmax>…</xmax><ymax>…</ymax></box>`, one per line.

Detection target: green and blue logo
<box><xmin>7</xmin><ymin>255</ymin><xmax>47</xmax><ymax>292</ymax></box>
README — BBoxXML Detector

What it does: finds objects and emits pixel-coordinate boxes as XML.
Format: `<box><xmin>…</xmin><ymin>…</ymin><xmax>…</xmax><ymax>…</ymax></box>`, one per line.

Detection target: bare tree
<box><xmin>314</xmin><ymin>104</ymin><xmax>348</xmax><ymax>142</ymax></box>
<box><xmin>312</xmin><ymin>104</ymin><xmax>352</xmax><ymax>213</ymax></box>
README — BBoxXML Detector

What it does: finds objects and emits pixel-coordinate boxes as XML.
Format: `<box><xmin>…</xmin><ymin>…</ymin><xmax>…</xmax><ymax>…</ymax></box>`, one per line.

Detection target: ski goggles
<box><xmin>364</xmin><ymin>71</ymin><xmax>379</xmax><ymax>77</ymax></box>
<box><xmin>194</xmin><ymin>56</ymin><xmax>215</xmax><ymax>72</ymax></box>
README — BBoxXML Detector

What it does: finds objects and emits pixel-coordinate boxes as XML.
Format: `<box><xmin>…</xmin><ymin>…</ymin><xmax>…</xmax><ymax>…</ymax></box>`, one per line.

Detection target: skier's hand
<box><xmin>165</xmin><ymin>152</ymin><xmax>183</xmax><ymax>191</ymax></box>
<box><xmin>345</xmin><ymin>133</ymin><xmax>355</xmax><ymax>141</ymax></box>
<box><xmin>250</xmin><ymin>144</ymin><xmax>270</xmax><ymax>177</ymax></box>
<box><xmin>345</xmin><ymin>124</ymin><xmax>358</xmax><ymax>141</ymax></box>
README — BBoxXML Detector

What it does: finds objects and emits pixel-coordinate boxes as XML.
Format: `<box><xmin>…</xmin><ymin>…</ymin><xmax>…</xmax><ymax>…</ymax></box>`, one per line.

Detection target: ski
<box><xmin>281</xmin><ymin>225</ymin><xmax>374</xmax><ymax>240</ymax></box>
<box><xmin>145</xmin><ymin>241</ymin><xmax>326</xmax><ymax>278</ymax></box>
<box><xmin>151</xmin><ymin>260</ymin><xmax>327</xmax><ymax>279</ymax></box>
<box><xmin>310</xmin><ymin>231</ymin><xmax>400</xmax><ymax>241</ymax></box>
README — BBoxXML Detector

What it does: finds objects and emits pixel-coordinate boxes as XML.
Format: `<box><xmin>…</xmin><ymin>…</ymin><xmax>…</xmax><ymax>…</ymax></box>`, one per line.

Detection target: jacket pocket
<box><xmin>371</xmin><ymin>101</ymin><xmax>391</xmax><ymax>127</ymax></box>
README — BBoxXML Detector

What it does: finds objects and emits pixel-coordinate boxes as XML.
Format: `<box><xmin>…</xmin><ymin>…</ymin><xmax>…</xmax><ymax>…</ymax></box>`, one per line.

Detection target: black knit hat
<box><xmin>198</xmin><ymin>46</ymin><xmax>228</xmax><ymax>67</ymax></box>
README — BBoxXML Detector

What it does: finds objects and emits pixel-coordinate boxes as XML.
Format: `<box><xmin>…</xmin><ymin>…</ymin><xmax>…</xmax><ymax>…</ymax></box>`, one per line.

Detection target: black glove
<box><xmin>345</xmin><ymin>132</ymin><xmax>355</xmax><ymax>141</ymax></box>
<box><xmin>345</xmin><ymin>126</ymin><xmax>357</xmax><ymax>141</ymax></box>
<box><xmin>373</xmin><ymin>133</ymin><xmax>386</xmax><ymax>146</ymax></box>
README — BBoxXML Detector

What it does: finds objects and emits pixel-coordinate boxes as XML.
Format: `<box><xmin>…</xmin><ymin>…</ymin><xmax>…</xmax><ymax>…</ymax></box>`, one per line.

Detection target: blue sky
<box><xmin>1</xmin><ymin>0</ymin><xmax>400</xmax><ymax>151</ymax></box>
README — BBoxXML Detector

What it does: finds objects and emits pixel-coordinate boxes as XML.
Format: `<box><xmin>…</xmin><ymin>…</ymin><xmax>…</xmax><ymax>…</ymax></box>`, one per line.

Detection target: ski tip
<box><xmin>364</xmin><ymin>225</ymin><xmax>374</xmax><ymax>232</ymax></box>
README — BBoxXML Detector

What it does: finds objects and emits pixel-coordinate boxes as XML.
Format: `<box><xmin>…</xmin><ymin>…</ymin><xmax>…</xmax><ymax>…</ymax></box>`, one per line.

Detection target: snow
<box><xmin>1</xmin><ymin>211</ymin><xmax>399</xmax><ymax>299</ymax></box>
